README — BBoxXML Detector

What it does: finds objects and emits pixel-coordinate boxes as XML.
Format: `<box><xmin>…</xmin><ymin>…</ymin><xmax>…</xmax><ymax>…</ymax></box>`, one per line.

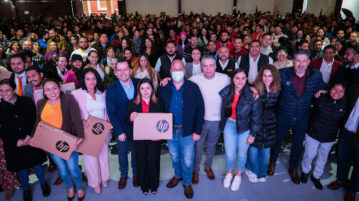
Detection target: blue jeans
<box><xmin>50</xmin><ymin>152</ymin><xmax>82</xmax><ymax>189</ymax></box>
<box><xmin>247</xmin><ymin>146</ymin><xmax>270</xmax><ymax>178</ymax></box>
<box><xmin>18</xmin><ymin>164</ymin><xmax>46</xmax><ymax>190</ymax></box>
<box><xmin>167</xmin><ymin>129</ymin><xmax>195</xmax><ymax>186</ymax></box>
<box><xmin>116</xmin><ymin>139</ymin><xmax>137</xmax><ymax>177</ymax></box>
<box><xmin>223</xmin><ymin>119</ymin><xmax>250</xmax><ymax>171</ymax></box>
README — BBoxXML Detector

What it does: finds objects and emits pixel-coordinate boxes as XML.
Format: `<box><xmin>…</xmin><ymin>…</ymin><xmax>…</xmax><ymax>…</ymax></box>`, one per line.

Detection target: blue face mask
<box><xmin>171</xmin><ymin>71</ymin><xmax>184</xmax><ymax>83</ymax></box>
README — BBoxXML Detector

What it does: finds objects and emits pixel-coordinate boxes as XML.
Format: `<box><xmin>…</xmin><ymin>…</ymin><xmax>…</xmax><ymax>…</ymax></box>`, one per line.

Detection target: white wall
<box><xmin>127</xmin><ymin>0</ymin><xmax>276</xmax><ymax>16</ymax></box>
<box><xmin>305</xmin><ymin>0</ymin><xmax>336</xmax><ymax>16</ymax></box>
<box><xmin>274</xmin><ymin>0</ymin><xmax>293</xmax><ymax>15</ymax></box>
<box><xmin>182</xmin><ymin>0</ymin><xmax>232</xmax><ymax>15</ymax></box>
<box><xmin>127</xmin><ymin>0</ymin><xmax>178</xmax><ymax>16</ymax></box>
<box><xmin>237</xmin><ymin>0</ymin><xmax>275</xmax><ymax>14</ymax></box>
<box><xmin>342</xmin><ymin>0</ymin><xmax>359</xmax><ymax>21</ymax></box>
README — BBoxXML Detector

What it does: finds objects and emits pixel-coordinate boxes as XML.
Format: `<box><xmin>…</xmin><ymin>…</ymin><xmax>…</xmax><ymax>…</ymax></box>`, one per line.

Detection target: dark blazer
<box><xmin>158</xmin><ymin>80</ymin><xmax>205</xmax><ymax>137</ymax></box>
<box><xmin>125</xmin><ymin>99</ymin><xmax>164</xmax><ymax>126</ymax></box>
<box><xmin>334</xmin><ymin>64</ymin><xmax>359</xmax><ymax>88</ymax></box>
<box><xmin>309</xmin><ymin>58</ymin><xmax>342</xmax><ymax>83</ymax></box>
<box><xmin>34</xmin><ymin>94</ymin><xmax>84</xmax><ymax>138</ymax></box>
<box><xmin>0</xmin><ymin>96</ymin><xmax>46</xmax><ymax>172</ymax></box>
<box><xmin>106</xmin><ymin>78</ymin><xmax>140</xmax><ymax>138</ymax></box>
<box><xmin>219</xmin><ymin>84</ymin><xmax>262</xmax><ymax>137</ymax></box>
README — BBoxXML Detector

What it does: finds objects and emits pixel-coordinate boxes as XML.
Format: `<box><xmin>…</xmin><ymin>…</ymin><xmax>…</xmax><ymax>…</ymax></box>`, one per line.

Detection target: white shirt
<box><xmin>70</xmin><ymin>47</ymin><xmax>96</xmax><ymax>61</ymax></box>
<box><xmin>134</xmin><ymin>68</ymin><xmax>158</xmax><ymax>90</ymax></box>
<box><xmin>345</xmin><ymin>97</ymin><xmax>359</xmax><ymax>134</ymax></box>
<box><xmin>86</xmin><ymin>91</ymin><xmax>106</xmax><ymax>119</ymax></box>
<box><xmin>192</xmin><ymin>62</ymin><xmax>202</xmax><ymax>76</ymax></box>
<box><xmin>155</xmin><ymin>54</ymin><xmax>177</xmax><ymax>72</ymax></box>
<box><xmin>347</xmin><ymin>62</ymin><xmax>359</xmax><ymax>69</ymax></box>
<box><xmin>320</xmin><ymin>59</ymin><xmax>334</xmax><ymax>84</ymax></box>
<box><xmin>189</xmin><ymin>72</ymin><xmax>230</xmax><ymax>121</ymax></box>
<box><xmin>56</xmin><ymin>66</ymin><xmax>67</xmax><ymax>81</ymax></box>
<box><xmin>237</xmin><ymin>54</ymin><xmax>273</xmax><ymax>83</ymax></box>
<box><xmin>218</xmin><ymin>59</ymin><xmax>239</xmax><ymax>71</ymax></box>
<box><xmin>96</xmin><ymin>64</ymin><xmax>105</xmax><ymax>81</ymax></box>
<box><xmin>14</xmin><ymin>71</ymin><xmax>26</xmax><ymax>95</ymax></box>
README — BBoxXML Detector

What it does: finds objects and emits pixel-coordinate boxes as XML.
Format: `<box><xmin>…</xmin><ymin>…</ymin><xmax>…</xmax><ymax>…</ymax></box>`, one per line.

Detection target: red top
<box><xmin>230</xmin><ymin>93</ymin><xmax>241</xmax><ymax>119</ymax></box>
<box><xmin>141</xmin><ymin>99</ymin><xmax>150</xmax><ymax>113</ymax></box>
<box><xmin>292</xmin><ymin>68</ymin><xmax>311</xmax><ymax>98</ymax></box>
<box><xmin>231</xmin><ymin>48</ymin><xmax>248</xmax><ymax>61</ymax></box>
<box><xmin>216</xmin><ymin>41</ymin><xmax>234</xmax><ymax>53</ymax></box>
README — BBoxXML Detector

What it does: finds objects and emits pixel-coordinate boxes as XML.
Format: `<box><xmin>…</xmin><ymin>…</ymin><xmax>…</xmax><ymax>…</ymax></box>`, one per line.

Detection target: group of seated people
<box><xmin>0</xmin><ymin>9</ymin><xmax>358</xmax><ymax>201</ymax></box>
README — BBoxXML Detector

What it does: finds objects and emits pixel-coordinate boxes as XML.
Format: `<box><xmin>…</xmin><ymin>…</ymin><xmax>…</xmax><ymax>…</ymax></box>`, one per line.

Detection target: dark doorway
<box><xmin>117</xmin><ymin>0</ymin><xmax>126</xmax><ymax>16</ymax></box>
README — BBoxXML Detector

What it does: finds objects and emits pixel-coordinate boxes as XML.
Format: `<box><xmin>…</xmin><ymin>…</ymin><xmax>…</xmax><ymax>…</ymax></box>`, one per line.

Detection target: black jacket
<box><xmin>0</xmin><ymin>96</ymin><xmax>47</xmax><ymax>172</ymax></box>
<box><xmin>219</xmin><ymin>84</ymin><xmax>262</xmax><ymax>137</ymax></box>
<box><xmin>158</xmin><ymin>80</ymin><xmax>205</xmax><ymax>137</ymax></box>
<box><xmin>307</xmin><ymin>93</ymin><xmax>347</xmax><ymax>142</ymax></box>
<box><xmin>252</xmin><ymin>89</ymin><xmax>280</xmax><ymax>148</ymax></box>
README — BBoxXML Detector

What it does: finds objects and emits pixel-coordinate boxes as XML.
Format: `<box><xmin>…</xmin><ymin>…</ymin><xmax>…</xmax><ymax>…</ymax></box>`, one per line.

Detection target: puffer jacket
<box><xmin>307</xmin><ymin>93</ymin><xmax>347</xmax><ymax>142</ymax></box>
<box><xmin>252</xmin><ymin>89</ymin><xmax>280</xmax><ymax>148</ymax></box>
<box><xmin>219</xmin><ymin>84</ymin><xmax>262</xmax><ymax>137</ymax></box>
<box><xmin>277</xmin><ymin>67</ymin><xmax>326</xmax><ymax>119</ymax></box>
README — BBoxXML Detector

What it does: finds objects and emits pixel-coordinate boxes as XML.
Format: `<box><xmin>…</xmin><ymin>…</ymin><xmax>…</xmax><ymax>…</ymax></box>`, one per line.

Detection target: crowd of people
<box><xmin>0</xmin><ymin>9</ymin><xmax>358</xmax><ymax>201</ymax></box>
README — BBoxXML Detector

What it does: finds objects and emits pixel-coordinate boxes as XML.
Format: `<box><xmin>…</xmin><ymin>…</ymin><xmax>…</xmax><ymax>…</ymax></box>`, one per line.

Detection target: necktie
<box><xmin>17</xmin><ymin>76</ymin><xmax>23</xmax><ymax>96</ymax></box>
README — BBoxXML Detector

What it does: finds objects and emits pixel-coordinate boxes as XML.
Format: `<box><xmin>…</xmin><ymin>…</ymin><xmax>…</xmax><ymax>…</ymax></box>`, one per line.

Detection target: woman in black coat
<box><xmin>126</xmin><ymin>78</ymin><xmax>164</xmax><ymax>195</ymax></box>
<box><xmin>0</xmin><ymin>79</ymin><xmax>50</xmax><ymax>201</ymax></box>
<box><xmin>246</xmin><ymin>64</ymin><xmax>281</xmax><ymax>183</ymax></box>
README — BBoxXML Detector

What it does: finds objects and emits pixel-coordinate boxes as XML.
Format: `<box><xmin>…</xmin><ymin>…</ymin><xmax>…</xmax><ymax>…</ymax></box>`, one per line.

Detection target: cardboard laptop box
<box><xmin>31</xmin><ymin>121</ymin><xmax>78</xmax><ymax>160</ymax></box>
<box><xmin>0</xmin><ymin>68</ymin><xmax>12</xmax><ymax>81</ymax></box>
<box><xmin>77</xmin><ymin>116</ymin><xmax>112</xmax><ymax>157</ymax></box>
<box><xmin>134</xmin><ymin>113</ymin><xmax>173</xmax><ymax>140</ymax></box>
<box><xmin>60</xmin><ymin>82</ymin><xmax>76</xmax><ymax>94</ymax></box>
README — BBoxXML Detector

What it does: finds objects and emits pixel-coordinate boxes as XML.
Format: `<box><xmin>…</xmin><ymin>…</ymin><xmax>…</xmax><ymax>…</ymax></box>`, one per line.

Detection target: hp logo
<box><xmin>92</xmin><ymin>123</ymin><xmax>105</xmax><ymax>135</ymax></box>
<box><xmin>56</xmin><ymin>141</ymin><xmax>70</xmax><ymax>152</ymax></box>
<box><xmin>156</xmin><ymin>120</ymin><xmax>169</xmax><ymax>133</ymax></box>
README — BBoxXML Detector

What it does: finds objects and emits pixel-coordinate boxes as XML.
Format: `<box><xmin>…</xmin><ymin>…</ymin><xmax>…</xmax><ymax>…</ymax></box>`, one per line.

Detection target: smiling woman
<box><xmin>0</xmin><ymin>79</ymin><xmax>49</xmax><ymax>201</ymax></box>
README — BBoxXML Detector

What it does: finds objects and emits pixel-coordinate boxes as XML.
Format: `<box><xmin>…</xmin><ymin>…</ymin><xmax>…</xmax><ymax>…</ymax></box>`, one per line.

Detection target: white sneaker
<box><xmin>223</xmin><ymin>173</ymin><xmax>233</xmax><ymax>188</ymax></box>
<box><xmin>258</xmin><ymin>177</ymin><xmax>266</xmax><ymax>182</ymax></box>
<box><xmin>245</xmin><ymin>170</ymin><xmax>258</xmax><ymax>183</ymax></box>
<box><xmin>230</xmin><ymin>175</ymin><xmax>242</xmax><ymax>191</ymax></box>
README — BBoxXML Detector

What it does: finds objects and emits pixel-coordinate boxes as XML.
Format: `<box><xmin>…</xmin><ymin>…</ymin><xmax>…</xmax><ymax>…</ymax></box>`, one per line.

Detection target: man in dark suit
<box><xmin>106</xmin><ymin>60</ymin><xmax>139</xmax><ymax>189</ymax></box>
<box><xmin>309</xmin><ymin>45</ymin><xmax>342</xmax><ymax>84</ymax></box>
<box><xmin>334</xmin><ymin>46</ymin><xmax>359</xmax><ymax>88</ymax></box>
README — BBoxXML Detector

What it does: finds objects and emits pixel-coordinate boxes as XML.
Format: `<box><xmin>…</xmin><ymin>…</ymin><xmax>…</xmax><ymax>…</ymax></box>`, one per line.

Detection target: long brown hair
<box><xmin>253</xmin><ymin>64</ymin><xmax>281</xmax><ymax>96</ymax></box>
<box><xmin>134</xmin><ymin>78</ymin><xmax>157</xmax><ymax>105</ymax></box>
<box><xmin>131</xmin><ymin>54</ymin><xmax>155</xmax><ymax>82</ymax></box>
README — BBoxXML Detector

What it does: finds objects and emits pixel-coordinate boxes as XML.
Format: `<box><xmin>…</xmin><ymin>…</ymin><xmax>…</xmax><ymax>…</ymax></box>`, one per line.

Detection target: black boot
<box><xmin>300</xmin><ymin>173</ymin><xmax>309</xmax><ymax>183</ymax></box>
<box><xmin>310</xmin><ymin>175</ymin><xmax>323</xmax><ymax>190</ymax></box>
<box><xmin>23</xmin><ymin>190</ymin><xmax>32</xmax><ymax>201</ymax></box>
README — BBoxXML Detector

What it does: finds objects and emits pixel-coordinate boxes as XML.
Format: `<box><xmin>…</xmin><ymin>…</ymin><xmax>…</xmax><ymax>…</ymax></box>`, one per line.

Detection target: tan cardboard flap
<box><xmin>0</xmin><ymin>68</ymin><xmax>12</xmax><ymax>81</ymax></box>
<box><xmin>77</xmin><ymin>116</ymin><xmax>112</xmax><ymax>157</ymax></box>
<box><xmin>60</xmin><ymin>82</ymin><xmax>76</xmax><ymax>94</ymax></box>
<box><xmin>31</xmin><ymin>121</ymin><xmax>78</xmax><ymax>160</ymax></box>
<box><xmin>134</xmin><ymin>113</ymin><xmax>173</xmax><ymax>140</ymax></box>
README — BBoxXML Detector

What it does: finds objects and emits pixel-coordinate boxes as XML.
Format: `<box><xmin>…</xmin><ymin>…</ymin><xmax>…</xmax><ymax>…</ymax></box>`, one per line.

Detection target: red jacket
<box><xmin>309</xmin><ymin>58</ymin><xmax>342</xmax><ymax>83</ymax></box>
